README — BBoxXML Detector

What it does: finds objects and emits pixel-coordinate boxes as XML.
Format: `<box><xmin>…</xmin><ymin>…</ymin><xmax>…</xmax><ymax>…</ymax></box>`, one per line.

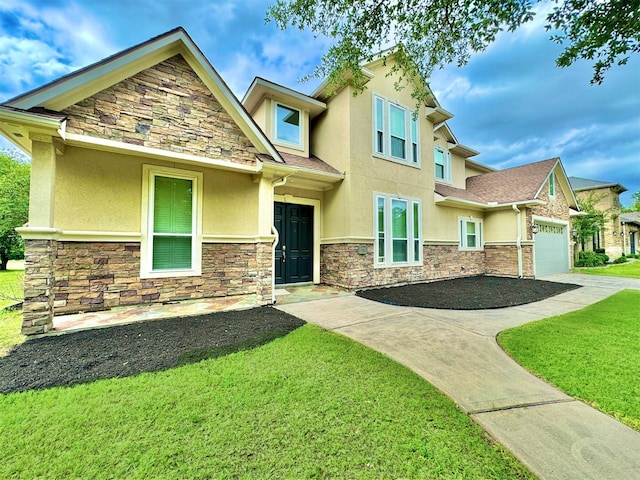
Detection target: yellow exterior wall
<box><xmin>311</xmin><ymin>59</ymin><xmax>480</xmax><ymax>243</ymax></box>
<box><xmin>54</xmin><ymin>146</ymin><xmax>260</xmax><ymax>235</ymax></box>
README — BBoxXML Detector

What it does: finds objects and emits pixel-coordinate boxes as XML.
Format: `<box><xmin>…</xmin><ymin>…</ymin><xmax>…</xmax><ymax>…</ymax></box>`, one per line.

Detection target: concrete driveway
<box><xmin>276</xmin><ymin>274</ymin><xmax>640</xmax><ymax>480</ymax></box>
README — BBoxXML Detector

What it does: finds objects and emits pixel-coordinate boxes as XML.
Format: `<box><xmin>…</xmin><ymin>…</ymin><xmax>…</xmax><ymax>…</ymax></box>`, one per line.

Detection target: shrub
<box><xmin>613</xmin><ymin>255</ymin><xmax>628</xmax><ymax>264</ymax></box>
<box><xmin>576</xmin><ymin>251</ymin><xmax>607</xmax><ymax>267</ymax></box>
<box><xmin>594</xmin><ymin>248</ymin><xmax>606</xmax><ymax>254</ymax></box>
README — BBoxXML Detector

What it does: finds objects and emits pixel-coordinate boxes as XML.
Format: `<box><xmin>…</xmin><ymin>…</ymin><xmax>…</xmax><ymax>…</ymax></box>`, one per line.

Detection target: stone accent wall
<box><xmin>531</xmin><ymin>180</ymin><xmax>570</xmax><ymax>223</ymax></box>
<box><xmin>51</xmin><ymin>241</ymin><xmax>272</xmax><ymax>316</ymax></box>
<box><xmin>22</xmin><ymin>239</ymin><xmax>57</xmax><ymax>335</ymax></box>
<box><xmin>485</xmin><ymin>244</ymin><xmax>534</xmax><ymax>278</ymax></box>
<box><xmin>320</xmin><ymin>243</ymin><xmax>485</xmax><ymax>290</ymax></box>
<box><xmin>63</xmin><ymin>55</ymin><xmax>258</xmax><ymax>166</ymax></box>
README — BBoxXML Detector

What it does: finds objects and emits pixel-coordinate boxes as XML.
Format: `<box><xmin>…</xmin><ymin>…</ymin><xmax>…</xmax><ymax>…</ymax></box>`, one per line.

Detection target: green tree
<box><xmin>622</xmin><ymin>191</ymin><xmax>640</xmax><ymax>212</ymax></box>
<box><xmin>573</xmin><ymin>191</ymin><xmax>610</xmax><ymax>247</ymax></box>
<box><xmin>267</xmin><ymin>0</ymin><xmax>640</xmax><ymax>103</ymax></box>
<box><xmin>0</xmin><ymin>152</ymin><xmax>30</xmax><ymax>270</ymax></box>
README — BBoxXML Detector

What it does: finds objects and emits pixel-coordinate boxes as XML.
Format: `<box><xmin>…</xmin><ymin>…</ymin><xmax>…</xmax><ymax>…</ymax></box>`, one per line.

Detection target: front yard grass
<box><xmin>0</xmin><ymin>267</ymin><xmax>25</xmax><ymax>356</ymax></box>
<box><xmin>0</xmin><ymin>324</ymin><xmax>533</xmax><ymax>479</ymax></box>
<box><xmin>499</xmin><ymin>290</ymin><xmax>640</xmax><ymax>431</ymax></box>
<box><xmin>574</xmin><ymin>258</ymin><xmax>640</xmax><ymax>278</ymax></box>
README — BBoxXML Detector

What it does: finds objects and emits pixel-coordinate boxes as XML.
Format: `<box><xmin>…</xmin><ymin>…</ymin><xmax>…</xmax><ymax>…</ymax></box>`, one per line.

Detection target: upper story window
<box><xmin>434</xmin><ymin>146</ymin><xmax>451</xmax><ymax>183</ymax></box>
<box><xmin>375</xmin><ymin>194</ymin><xmax>421</xmax><ymax>266</ymax></box>
<box><xmin>275</xmin><ymin>103</ymin><xmax>301</xmax><ymax>147</ymax></box>
<box><xmin>373</xmin><ymin>94</ymin><xmax>419</xmax><ymax>166</ymax></box>
<box><xmin>459</xmin><ymin>217</ymin><xmax>483</xmax><ymax>251</ymax></box>
<box><xmin>549</xmin><ymin>172</ymin><xmax>555</xmax><ymax>197</ymax></box>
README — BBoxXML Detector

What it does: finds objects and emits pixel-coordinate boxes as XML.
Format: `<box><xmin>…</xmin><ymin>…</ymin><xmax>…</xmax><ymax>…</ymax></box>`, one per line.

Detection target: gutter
<box><xmin>512</xmin><ymin>204</ymin><xmax>523</xmax><ymax>278</ymax></box>
<box><xmin>270</xmin><ymin>172</ymin><xmax>297</xmax><ymax>304</ymax></box>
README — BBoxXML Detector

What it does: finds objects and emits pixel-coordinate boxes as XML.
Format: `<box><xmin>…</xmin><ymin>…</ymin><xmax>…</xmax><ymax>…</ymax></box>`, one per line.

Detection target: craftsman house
<box><xmin>0</xmin><ymin>28</ymin><xmax>577</xmax><ymax>335</ymax></box>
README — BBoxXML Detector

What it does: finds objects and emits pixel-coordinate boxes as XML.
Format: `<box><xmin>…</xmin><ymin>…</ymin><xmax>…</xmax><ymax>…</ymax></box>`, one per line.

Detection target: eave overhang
<box><xmin>0</xmin><ymin>106</ymin><xmax>66</xmax><ymax>154</ymax></box>
<box><xmin>243</xmin><ymin>77</ymin><xmax>326</xmax><ymax>119</ymax></box>
<box><xmin>425</xmin><ymin>106</ymin><xmax>454</xmax><ymax>123</ymax></box>
<box><xmin>260</xmin><ymin>160</ymin><xmax>344</xmax><ymax>192</ymax></box>
<box><xmin>434</xmin><ymin>193</ymin><xmax>545</xmax><ymax>212</ymax></box>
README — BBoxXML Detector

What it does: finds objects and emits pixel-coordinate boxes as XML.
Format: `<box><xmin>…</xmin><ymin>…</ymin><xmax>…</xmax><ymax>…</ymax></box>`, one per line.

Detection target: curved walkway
<box><xmin>276</xmin><ymin>274</ymin><xmax>640</xmax><ymax>480</ymax></box>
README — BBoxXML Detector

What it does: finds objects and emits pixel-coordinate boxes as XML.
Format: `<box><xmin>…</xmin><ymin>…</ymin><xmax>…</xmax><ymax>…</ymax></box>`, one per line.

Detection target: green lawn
<box><xmin>0</xmin><ymin>267</ymin><xmax>25</xmax><ymax>356</ymax></box>
<box><xmin>499</xmin><ymin>290</ymin><xmax>640</xmax><ymax>431</ymax></box>
<box><xmin>574</xmin><ymin>258</ymin><xmax>640</xmax><ymax>278</ymax></box>
<box><xmin>0</xmin><ymin>324</ymin><xmax>533</xmax><ymax>479</ymax></box>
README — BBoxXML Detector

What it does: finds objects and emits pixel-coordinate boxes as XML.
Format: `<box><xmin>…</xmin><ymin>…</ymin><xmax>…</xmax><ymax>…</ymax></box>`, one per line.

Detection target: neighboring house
<box><xmin>569</xmin><ymin>176</ymin><xmax>628</xmax><ymax>258</ymax></box>
<box><xmin>0</xmin><ymin>28</ymin><xmax>577</xmax><ymax>335</ymax></box>
<box><xmin>621</xmin><ymin>212</ymin><xmax>640</xmax><ymax>255</ymax></box>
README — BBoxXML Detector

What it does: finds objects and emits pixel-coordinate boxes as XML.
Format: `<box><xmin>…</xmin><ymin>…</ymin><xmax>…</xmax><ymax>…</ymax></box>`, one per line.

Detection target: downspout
<box><xmin>512</xmin><ymin>204</ymin><xmax>523</xmax><ymax>278</ymax></box>
<box><xmin>270</xmin><ymin>173</ymin><xmax>297</xmax><ymax>304</ymax></box>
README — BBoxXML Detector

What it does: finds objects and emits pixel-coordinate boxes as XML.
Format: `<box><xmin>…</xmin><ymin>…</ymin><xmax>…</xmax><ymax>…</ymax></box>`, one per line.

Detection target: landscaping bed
<box><xmin>357</xmin><ymin>275</ymin><xmax>581</xmax><ymax>309</ymax></box>
<box><xmin>0</xmin><ymin>307</ymin><xmax>304</xmax><ymax>394</ymax></box>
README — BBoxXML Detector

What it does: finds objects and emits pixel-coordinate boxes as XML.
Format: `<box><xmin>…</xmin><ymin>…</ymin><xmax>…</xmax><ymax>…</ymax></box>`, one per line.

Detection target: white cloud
<box><xmin>0</xmin><ymin>1</ymin><xmax>116</xmax><ymax>101</ymax></box>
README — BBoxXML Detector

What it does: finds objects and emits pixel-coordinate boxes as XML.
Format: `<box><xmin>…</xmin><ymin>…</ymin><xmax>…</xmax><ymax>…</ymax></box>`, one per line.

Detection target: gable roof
<box><xmin>0</xmin><ymin>27</ymin><xmax>283</xmax><ymax>163</ymax></box>
<box><xmin>242</xmin><ymin>77</ymin><xmax>326</xmax><ymax>119</ymax></box>
<box><xmin>435</xmin><ymin>158</ymin><xmax>578</xmax><ymax>209</ymax></box>
<box><xmin>568</xmin><ymin>176</ymin><xmax>627</xmax><ymax>193</ymax></box>
<box><xmin>621</xmin><ymin>212</ymin><xmax>640</xmax><ymax>225</ymax></box>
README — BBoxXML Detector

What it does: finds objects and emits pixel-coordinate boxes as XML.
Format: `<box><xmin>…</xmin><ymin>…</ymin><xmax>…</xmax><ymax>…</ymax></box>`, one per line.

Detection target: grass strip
<box><xmin>574</xmin><ymin>259</ymin><xmax>640</xmax><ymax>278</ymax></box>
<box><xmin>499</xmin><ymin>290</ymin><xmax>640</xmax><ymax>431</ymax></box>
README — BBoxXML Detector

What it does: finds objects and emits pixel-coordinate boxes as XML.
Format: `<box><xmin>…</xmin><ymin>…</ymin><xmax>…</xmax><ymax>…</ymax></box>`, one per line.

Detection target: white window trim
<box><xmin>458</xmin><ymin>217</ymin><xmax>483</xmax><ymax>251</ymax></box>
<box><xmin>434</xmin><ymin>145</ymin><xmax>452</xmax><ymax>183</ymax></box>
<box><xmin>141</xmin><ymin>164</ymin><xmax>203</xmax><ymax>279</ymax></box>
<box><xmin>375</xmin><ymin>193</ymin><xmax>422</xmax><ymax>267</ymax></box>
<box><xmin>372</xmin><ymin>94</ymin><xmax>420</xmax><ymax>167</ymax></box>
<box><xmin>274</xmin><ymin>101</ymin><xmax>302</xmax><ymax>149</ymax></box>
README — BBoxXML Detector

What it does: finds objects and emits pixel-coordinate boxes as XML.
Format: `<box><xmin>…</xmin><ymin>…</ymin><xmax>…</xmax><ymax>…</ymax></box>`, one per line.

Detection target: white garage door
<box><xmin>534</xmin><ymin>221</ymin><xmax>569</xmax><ymax>277</ymax></box>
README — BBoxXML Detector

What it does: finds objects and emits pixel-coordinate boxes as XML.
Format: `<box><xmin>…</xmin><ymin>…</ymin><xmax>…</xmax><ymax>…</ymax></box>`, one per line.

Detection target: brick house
<box><xmin>0</xmin><ymin>28</ymin><xmax>577</xmax><ymax>335</ymax></box>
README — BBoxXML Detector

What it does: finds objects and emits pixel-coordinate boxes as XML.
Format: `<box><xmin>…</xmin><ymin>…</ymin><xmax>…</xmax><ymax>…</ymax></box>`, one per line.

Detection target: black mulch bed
<box><xmin>357</xmin><ymin>275</ymin><xmax>581</xmax><ymax>310</ymax></box>
<box><xmin>0</xmin><ymin>307</ymin><xmax>304</xmax><ymax>394</ymax></box>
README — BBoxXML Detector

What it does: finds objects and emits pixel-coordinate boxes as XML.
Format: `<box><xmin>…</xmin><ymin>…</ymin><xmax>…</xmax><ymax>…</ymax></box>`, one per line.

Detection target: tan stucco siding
<box><xmin>55</xmin><ymin>148</ymin><xmax>142</xmax><ymax>232</ymax></box>
<box><xmin>54</xmin><ymin>147</ymin><xmax>260</xmax><ymax>235</ymax></box>
<box><xmin>484</xmin><ymin>209</ymin><xmax>519</xmax><ymax>242</ymax></box>
<box><xmin>62</xmin><ymin>55</ymin><xmax>258</xmax><ymax>167</ymax></box>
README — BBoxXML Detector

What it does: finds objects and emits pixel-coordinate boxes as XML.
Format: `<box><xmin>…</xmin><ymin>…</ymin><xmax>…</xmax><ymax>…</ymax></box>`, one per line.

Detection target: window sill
<box><xmin>141</xmin><ymin>268</ymin><xmax>202</xmax><ymax>279</ymax></box>
<box><xmin>374</xmin><ymin>262</ymin><xmax>422</xmax><ymax>269</ymax></box>
<box><xmin>372</xmin><ymin>153</ymin><xmax>421</xmax><ymax>169</ymax></box>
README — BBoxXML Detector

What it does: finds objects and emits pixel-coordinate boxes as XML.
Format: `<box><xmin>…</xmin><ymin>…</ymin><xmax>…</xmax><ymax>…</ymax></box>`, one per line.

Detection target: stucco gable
<box><xmin>62</xmin><ymin>55</ymin><xmax>258</xmax><ymax>166</ymax></box>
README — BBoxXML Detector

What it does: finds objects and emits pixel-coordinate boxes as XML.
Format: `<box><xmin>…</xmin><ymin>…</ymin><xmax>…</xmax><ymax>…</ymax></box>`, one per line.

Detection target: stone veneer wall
<box><xmin>320</xmin><ymin>243</ymin><xmax>486</xmax><ymax>290</ymax></box>
<box><xmin>21</xmin><ymin>241</ymin><xmax>272</xmax><ymax>334</ymax></box>
<box><xmin>485</xmin><ymin>244</ymin><xmax>534</xmax><ymax>278</ymax></box>
<box><xmin>22</xmin><ymin>239</ymin><xmax>57</xmax><ymax>335</ymax></box>
<box><xmin>52</xmin><ymin>241</ymin><xmax>273</xmax><ymax>314</ymax></box>
<box><xmin>62</xmin><ymin>55</ymin><xmax>258</xmax><ymax>166</ymax></box>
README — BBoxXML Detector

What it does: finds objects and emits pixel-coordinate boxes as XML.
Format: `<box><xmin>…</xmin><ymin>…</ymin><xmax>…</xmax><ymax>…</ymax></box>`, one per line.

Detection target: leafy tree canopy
<box><xmin>573</xmin><ymin>191</ymin><xmax>610</xmax><ymax>245</ymax></box>
<box><xmin>267</xmin><ymin>0</ymin><xmax>640</xmax><ymax>103</ymax></box>
<box><xmin>622</xmin><ymin>191</ymin><xmax>640</xmax><ymax>212</ymax></box>
<box><xmin>0</xmin><ymin>152</ymin><xmax>30</xmax><ymax>270</ymax></box>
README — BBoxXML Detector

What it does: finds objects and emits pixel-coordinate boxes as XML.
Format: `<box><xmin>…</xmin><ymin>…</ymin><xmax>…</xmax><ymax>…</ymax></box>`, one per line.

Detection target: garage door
<box><xmin>534</xmin><ymin>221</ymin><xmax>569</xmax><ymax>277</ymax></box>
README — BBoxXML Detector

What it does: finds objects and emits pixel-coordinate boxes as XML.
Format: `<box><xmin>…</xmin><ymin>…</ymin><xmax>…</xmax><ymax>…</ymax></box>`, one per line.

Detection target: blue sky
<box><xmin>1</xmin><ymin>0</ymin><xmax>638</xmax><ymax>204</ymax></box>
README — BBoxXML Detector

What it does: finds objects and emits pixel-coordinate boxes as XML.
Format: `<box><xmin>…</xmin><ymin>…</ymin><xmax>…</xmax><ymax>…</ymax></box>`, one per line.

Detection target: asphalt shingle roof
<box><xmin>440</xmin><ymin>158</ymin><xmax>559</xmax><ymax>204</ymax></box>
<box><xmin>568</xmin><ymin>176</ymin><xmax>627</xmax><ymax>192</ymax></box>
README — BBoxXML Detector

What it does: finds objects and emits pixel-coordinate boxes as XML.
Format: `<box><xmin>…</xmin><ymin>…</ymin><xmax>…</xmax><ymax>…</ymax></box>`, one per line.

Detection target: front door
<box><xmin>631</xmin><ymin>232</ymin><xmax>636</xmax><ymax>255</ymax></box>
<box><xmin>274</xmin><ymin>202</ymin><xmax>313</xmax><ymax>284</ymax></box>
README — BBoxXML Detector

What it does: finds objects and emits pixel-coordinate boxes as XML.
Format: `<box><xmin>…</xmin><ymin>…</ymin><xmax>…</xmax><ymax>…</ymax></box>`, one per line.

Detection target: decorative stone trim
<box><xmin>485</xmin><ymin>244</ymin><xmax>534</xmax><ymax>278</ymax></box>
<box><xmin>22</xmin><ymin>239</ymin><xmax>56</xmax><ymax>335</ymax></box>
<box><xmin>320</xmin><ymin>243</ymin><xmax>486</xmax><ymax>290</ymax></box>
<box><xmin>51</xmin><ymin>241</ymin><xmax>273</xmax><ymax>316</ymax></box>
<box><xmin>62</xmin><ymin>55</ymin><xmax>258</xmax><ymax>167</ymax></box>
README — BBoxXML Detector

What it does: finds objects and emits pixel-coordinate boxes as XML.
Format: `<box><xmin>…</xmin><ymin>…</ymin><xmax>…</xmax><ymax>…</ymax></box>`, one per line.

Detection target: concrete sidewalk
<box><xmin>276</xmin><ymin>274</ymin><xmax>640</xmax><ymax>480</ymax></box>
